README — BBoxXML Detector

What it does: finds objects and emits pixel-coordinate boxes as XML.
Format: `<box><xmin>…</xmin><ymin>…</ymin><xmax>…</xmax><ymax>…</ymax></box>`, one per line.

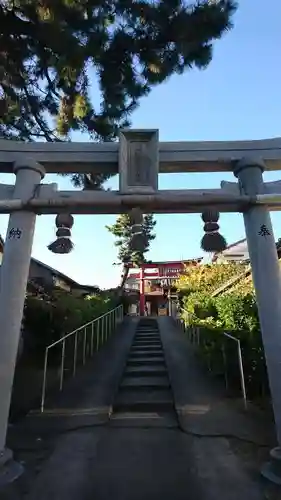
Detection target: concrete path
<box><xmin>3</xmin><ymin>317</ymin><xmax>274</xmax><ymax>499</ymax></box>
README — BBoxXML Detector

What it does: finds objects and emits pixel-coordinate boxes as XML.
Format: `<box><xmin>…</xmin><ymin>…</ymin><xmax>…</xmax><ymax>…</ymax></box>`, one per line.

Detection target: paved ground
<box><xmin>1</xmin><ymin>317</ymin><xmax>279</xmax><ymax>499</ymax></box>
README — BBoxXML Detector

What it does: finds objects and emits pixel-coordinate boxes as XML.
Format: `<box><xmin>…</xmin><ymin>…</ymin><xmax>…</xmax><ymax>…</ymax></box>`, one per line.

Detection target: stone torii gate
<box><xmin>1</xmin><ymin>130</ymin><xmax>281</xmax><ymax>483</ymax></box>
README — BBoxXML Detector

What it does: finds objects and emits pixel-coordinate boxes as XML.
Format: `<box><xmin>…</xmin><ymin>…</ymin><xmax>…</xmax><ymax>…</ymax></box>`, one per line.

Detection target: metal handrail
<box><xmin>177</xmin><ymin>319</ymin><xmax>247</xmax><ymax>409</ymax></box>
<box><xmin>45</xmin><ymin>309</ymin><xmax>118</xmax><ymax>350</ymax></box>
<box><xmin>222</xmin><ymin>332</ymin><xmax>247</xmax><ymax>410</ymax></box>
<box><xmin>41</xmin><ymin>304</ymin><xmax>123</xmax><ymax>412</ymax></box>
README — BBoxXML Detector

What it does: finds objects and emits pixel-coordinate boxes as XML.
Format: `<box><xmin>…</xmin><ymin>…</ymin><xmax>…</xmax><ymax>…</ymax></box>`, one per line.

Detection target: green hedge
<box><xmin>22</xmin><ymin>288</ymin><xmax>119</xmax><ymax>364</ymax></box>
<box><xmin>181</xmin><ymin>291</ymin><xmax>269</xmax><ymax>399</ymax></box>
<box><xmin>215</xmin><ymin>293</ymin><xmax>259</xmax><ymax>332</ymax></box>
<box><xmin>194</xmin><ymin>325</ymin><xmax>268</xmax><ymax>398</ymax></box>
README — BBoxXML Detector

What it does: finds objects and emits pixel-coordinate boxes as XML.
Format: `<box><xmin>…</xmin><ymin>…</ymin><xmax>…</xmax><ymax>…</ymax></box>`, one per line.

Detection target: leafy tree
<box><xmin>1</xmin><ymin>0</ymin><xmax>237</xmax><ymax>189</ymax></box>
<box><xmin>106</xmin><ymin>213</ymin><xmax>156</xmax><ymax>288</ymax></box>
<box><xmin>176</xmin><ymin>261</ymin><xmax>246</xmax><ymax>295</ymax></box>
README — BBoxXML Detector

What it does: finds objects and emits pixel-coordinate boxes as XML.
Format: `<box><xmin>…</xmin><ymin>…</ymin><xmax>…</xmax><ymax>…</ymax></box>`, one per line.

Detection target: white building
<box><xmin>212</xmin><ymin>238</ymin><xmax>249</xmax><ymax>263</ymax></box>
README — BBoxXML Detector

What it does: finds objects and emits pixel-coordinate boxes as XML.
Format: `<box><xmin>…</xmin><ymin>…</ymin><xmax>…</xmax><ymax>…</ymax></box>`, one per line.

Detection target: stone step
<box><xmin>114</xmin><ymin>390</ymin><xmax>174</xmax><ymax>413</ymax></box>
<box><xmin>134</xmin><ymin>334</ymin><xmax>160</xmax><ymax>338</ymax></box>
<box><xmin>135</xmin><ymin>331</ymin><xmax>159</xmax><ymax>335</ymax></box>
<box><xmin>131</xmin><ymin>345</ymin><xmax>162</xmax><ymax>350</ymax></box>
<box><xmin>132</xmin><ymin>344</ymin><xmax>162</xmax><ymax>350</ymax></box>
<box><xmin>124</xmin><ymin>366</ymin><xmax>167</xmax><ymax>377</ymax></box>
<box><xmin>133</xmin><ymin>337</ymin><xmax>162</xmax><ymax>344</ymax></box>
<box><xmin>133</xmin><ymin>339</ymin><xmax>161</xmax><ymax>344</ymax></box>
<box><xmin>120</xmin><ymin>376</ymin><xmax>170</xmax><ymax>389</ymax></box>
<box><xmin>134</xmin><ymin>334</ymin><xmax>159</xmax><ymax>337</ymax></box>
<box><xmin>132</xmin><ymin>344</ymin><xmax>161</xmax><ymax>348</ymax></box>
<box><xmin>129</xmin><ymin>350</ymin><xmax>164</xmax><ymax>358</ymax></box>
<box><xmin>110</xmin><ymin>411</ymin><xmax>177</xmax><ymax>428</ymax></box>
<box><xmin>136</xmin><ymin>326</ymin><xmax>158</xmax><ymax>329</ymax></box>
<box><xmin>131</xmin><ymin>343</ymin><xmax>162</xmax><ymax>347</ymax></box>
<box><xmin>130</xmin><ymin>350</ymin><xmax>163</xmax><ymax>357</ymax></box>
<box><xmin>135</xmin><ymin>330</ymin><xmax>160</xmax><ymax>337</ymax></box>
<box><xmin>135</xmin><ymin>331</ymin><xmax>159</xmax><ymax>334</ymax></box>
<box><xmin>127</xmin><ymin>357</ymin><xmax>165</xmax><ymax>366</ymax></box>
<box><xmin>136</xmin><ymin>326</ymin><xmax>158</xmax><ymax>330</ymax></box>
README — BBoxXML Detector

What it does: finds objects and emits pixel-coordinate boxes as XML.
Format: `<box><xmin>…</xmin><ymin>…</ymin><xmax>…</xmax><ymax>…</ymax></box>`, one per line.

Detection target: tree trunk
<box><xmin>119</xmin><ymin>265</ymin><xmax>130</xmax><ymax>294</ymax></box>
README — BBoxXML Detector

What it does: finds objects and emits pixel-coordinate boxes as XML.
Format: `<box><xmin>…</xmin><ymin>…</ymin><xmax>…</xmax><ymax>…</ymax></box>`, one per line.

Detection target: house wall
<box><xmin>71</xmin><ymin>287</ymin><xmax>89</xmax><ymax>297</ymax></box>
<box><xmin>28</xmin><ymin>260</ymin><xmax>55</xmax><ymax>285</ymax></box>
<box><xmin>0</xmin><ymin>248</ymin><xmax>55</xmax><ymax>286</ymax></box>
<box><xmin>213</xmin><ymin>239</ymin><xmax>249</xmax><ymax>263</ymax></box>
<box><xmin>53</xmin><ymin>277</ymin><xmax>71</xmax><ymax>292</ymax></box>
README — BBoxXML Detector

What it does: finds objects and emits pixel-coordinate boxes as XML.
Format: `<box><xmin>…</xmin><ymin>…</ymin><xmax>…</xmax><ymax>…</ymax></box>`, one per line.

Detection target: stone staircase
<box><xmin>111</xmin><ymin>318</ymin><xmax>176</xmax><ymax>426</ymax></box>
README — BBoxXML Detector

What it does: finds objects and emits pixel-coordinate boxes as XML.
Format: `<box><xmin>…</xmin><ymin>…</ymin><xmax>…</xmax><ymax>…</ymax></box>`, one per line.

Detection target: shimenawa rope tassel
<box><xmin>48</xmin><ymin>213</ymin><xmax>74</xmax><ymax>254</ymax></box>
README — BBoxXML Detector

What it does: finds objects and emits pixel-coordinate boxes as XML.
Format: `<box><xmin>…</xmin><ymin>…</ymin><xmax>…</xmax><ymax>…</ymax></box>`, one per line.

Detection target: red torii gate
<box><xmin>127</xmin><ymin>260</ymin><xmax>201</xmax><ymax>315</ymax></box>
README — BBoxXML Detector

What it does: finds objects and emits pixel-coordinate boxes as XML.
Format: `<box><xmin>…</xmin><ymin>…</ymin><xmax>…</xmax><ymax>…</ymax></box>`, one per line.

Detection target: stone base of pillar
<box><xmin>0</xmin><ymin>448</ymin><xmax>23</xmax><ymax>488</ymax></box>
<box><xmin>261</xmin><ymin>447</ymin><xmax>281</xmax><ymax>485</ymax></box>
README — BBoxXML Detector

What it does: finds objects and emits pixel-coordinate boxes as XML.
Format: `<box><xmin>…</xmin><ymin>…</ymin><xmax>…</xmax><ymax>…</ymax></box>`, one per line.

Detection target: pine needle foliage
<box><xmin>1</xmin><ymin>0</ymin><xmax>237</xmax><ymax>189</ymax></box>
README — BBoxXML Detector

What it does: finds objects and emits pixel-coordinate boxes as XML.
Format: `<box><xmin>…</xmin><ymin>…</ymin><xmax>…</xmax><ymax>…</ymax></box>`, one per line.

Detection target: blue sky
<box><xmin>1</xmin><ymin>1</ymin><xmax>281</xmax><ymax>289</ymax></box>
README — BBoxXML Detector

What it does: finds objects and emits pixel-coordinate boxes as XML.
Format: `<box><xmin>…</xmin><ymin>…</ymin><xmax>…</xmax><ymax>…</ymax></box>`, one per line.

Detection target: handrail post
<box><xmin>101</xmin><ymin>316</ymin><xmax>104</xmax><ymax>345</ymax></box>
<box><xmin>73</xmin><ymin>331</ymin><xmax>78</xmax><ymax>377</ymax></box>
<box><xmin>237</xmin><ymin>339</ymin><xmax>247</xmax><ymax>410</ymax></box>
<box><xmin>83</xmin><ymin>327</ymin><xmax>87</xmax><ymax>365</ymax></box>
<box><xmin>91</xmin><ymin>321</ymin><xmax>94</xmax><ymax>356</ymax></box>
<box><xmin>60</xmin><ymin>340</ymin><xmax>66</xmax><ymax>391</ymax></box>
<box><xmin>97</xmin><ymin>319</ymin><xmax>100</xmax><ymax>351</ymax></box>
<box><xmin>41</xmin><ymin>347</ymin><xmax>49</xmax><ymax>413</ymax></box>
<box><xmin>223</xmin><ymin>332</ymin><xmax>247</xmax><ymax>410</ymax></box>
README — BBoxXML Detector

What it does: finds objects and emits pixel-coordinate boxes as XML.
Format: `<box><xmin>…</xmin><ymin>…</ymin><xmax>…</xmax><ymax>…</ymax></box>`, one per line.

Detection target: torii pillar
<box><xmin>0</xmin><ymin>160</ymin><xmax>45</xmax><ymax>480</ymax></box>
<box><xmin>139</xmin><ymin>265</ymin><xmax>145</xmax><ymax>316</ymax></box>
<box><xmin>234</xmin><ymin>159</ymin><xmax>281</xmax><ymax>484</ymax></box>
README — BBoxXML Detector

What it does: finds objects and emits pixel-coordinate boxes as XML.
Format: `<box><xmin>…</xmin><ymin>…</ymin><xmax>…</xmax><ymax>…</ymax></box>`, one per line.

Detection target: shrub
<box><xmin>177</xmin><ymin>263</ymin><xmax>269</xmax><ymax>399</ymax></box>
<box><xmin>176</xmin><ymin>262</ymin><xmax>246</xmax><ymax>295</ymax></box>
<box><xmin>183</xmin><ymin>291</ymin><xmax>217</xmax><ymax>324</ymax></box>
<box><xmin>22</xmin><ymin>287</ymin><xmax>118</xmax><ymax>364</ymax></box>
<box><xmin>215</xmin><ymin>293</ymin><xmax>259</xmax><ymax>332</ymax></box>
<box><xmin>194</xmin><ymin>324</ymin><xmax>268</xmax><ymax>398</ymax></box>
